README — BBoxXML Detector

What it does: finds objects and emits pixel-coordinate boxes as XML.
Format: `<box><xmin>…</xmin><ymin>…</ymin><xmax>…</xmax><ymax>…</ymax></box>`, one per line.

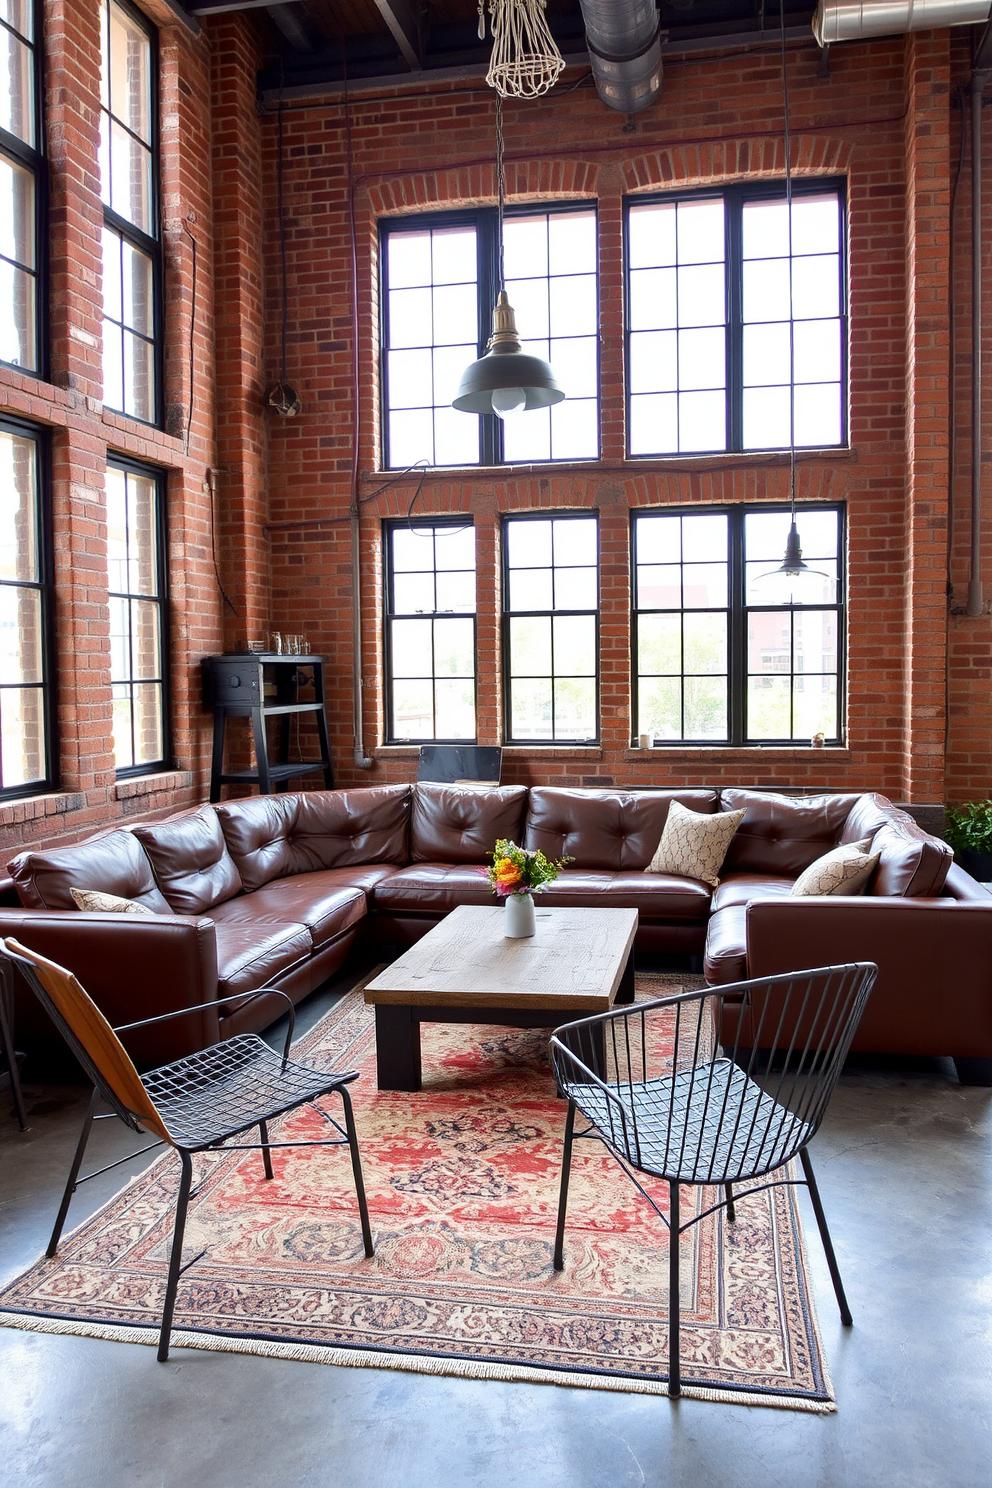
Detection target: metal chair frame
<box><xmin>1</xmin><ymin>939</ymin><xmax>374</xmax><ymax>1362</ymax></box>
<box><xmin>550</xmin><ymin>962</ymin><xmax>877</xmax><ymax>1397</ymax></box>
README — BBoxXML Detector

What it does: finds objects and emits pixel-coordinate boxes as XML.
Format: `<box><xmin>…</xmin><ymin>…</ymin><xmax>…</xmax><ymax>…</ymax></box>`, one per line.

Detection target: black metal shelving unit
<box><xmin>203</xmin><ymin>653</ymin><xmax>334</xmax><ymax>803</ymax></box>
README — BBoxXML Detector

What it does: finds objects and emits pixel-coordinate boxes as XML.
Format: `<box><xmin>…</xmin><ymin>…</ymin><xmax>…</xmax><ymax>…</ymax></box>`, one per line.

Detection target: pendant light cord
<box><xmin>496</xmin><ymin>94</ymin><xmax>506</xmax><ymax>293</ymax></box>
<box><xmin>780</xmin><ymin>0</ymin><xmax>797</xmax><ymax>521</ymax></box>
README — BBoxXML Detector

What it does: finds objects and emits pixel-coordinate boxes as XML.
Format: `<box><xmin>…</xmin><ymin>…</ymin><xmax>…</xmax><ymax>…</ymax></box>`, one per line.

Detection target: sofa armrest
<box><xmin>0</xmin><ymin>909</ymin><xmax>220</xmax><ymax>1063</ymax></box>
<box><xmin>744</xmin><ymin>897</ymin><xmax>992</xmax><ymax>1057</ymax></box>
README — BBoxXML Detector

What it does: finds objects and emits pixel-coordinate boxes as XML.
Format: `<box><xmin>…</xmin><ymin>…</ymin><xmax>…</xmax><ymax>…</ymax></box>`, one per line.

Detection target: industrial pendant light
<box><xmin>756</xmin><ymin>0</ymin><xmax>831</xmax><ymax>606</ymax></box>
<box><xmin>452</xmin><ymin>97</ymin><xmax>564</xmax><ymax>419</ymax></box>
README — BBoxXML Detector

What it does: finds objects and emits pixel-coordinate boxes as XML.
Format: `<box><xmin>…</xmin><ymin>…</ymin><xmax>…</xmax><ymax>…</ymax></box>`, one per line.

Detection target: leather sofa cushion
<box><xmin>372</xmin><ymin>864</ymin><xmax>497</xmax><ymax>914</ymax></box>
<box><xmin>209</xmin><ymin>870</ymin><xmax>367</xmax><ymax>950</ymax></box>
<box><xmin>702</xmin><ymin>905</ymin><xmax>749</xmax><ymax>984</ymax></box>
<box><xmin>524</xmin><ymin>787</ymin><xmax>718</xmax><ymax>870</ymax></box>
<box><xmin>869</xmin><ymin>822</ymin><xmax>952</xmax><ymax>897</ymax></box>
<box><xmin>719</xmin><ymin>790</ymin><xmax>861</xmax><ymax>877</ymax></box>
<box><xmin>217</xmin><ymin>787</ymin><xmax>411</xmax><ymax>891</ymax></box>
<box><xmin>211</xmin><ymin>916</ymin><xmax>314</xmax><ymax>1004</ymax></box>
<box><xmin>410</xmin><ymin>785</ymin><xmax>528</xmax><ymax>864</ymax></box>
<box><xmin>540</xmin><ymin>870</ymin><xmax>711</xmax><ymax>919</ymax></box>
<box><xmin>8</xmin><ymin>831</ymin><xmax>172</xmax><ymax>913</ymax></box>
<box><xmin>710</xmin><ymin>874</ymin><xmax>795</xmax><ymax>912</ymax></box>
<box><xmin>839</xmin><ymin>792</ymin><xmax>905</xmax><ymax>845</ymax></box>
<box><xmin>134</xmin><ymin>807</ymin><xmax>243</xmax><ymax>915</ymax></box>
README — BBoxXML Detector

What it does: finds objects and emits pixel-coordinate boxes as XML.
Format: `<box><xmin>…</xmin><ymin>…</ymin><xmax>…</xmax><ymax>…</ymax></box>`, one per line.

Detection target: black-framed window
<box><xmin>107</xmin><ymin>458</ymin><xmax>168</xmax><ymax>773</ymax></box>
<box><xmin>380</xmin><ymin>205</ymin><xmax>599</xmax><ymax>469</ymax></box>
<box><xmin>503</xmin><ymin>512</ymin><xmax>599</xmax><ymax>743</ymax></box>
<box><xmin>632</xmin><ymin>504</ymin><xmax>843</xmax><ymax>746</ymax></box>
<box><xmin>100</xmin><ymin>0</ymin><xmax>159</xmax><ymax>425</ymax></box>
<box><xmin>384</xmin><ymin>517</ymin><xmax>477</xmax><ymax>742</ymax></box>
<box><xmin>626</xmin><ymin>181</ymin><xmax>846</xmax><ymax>457</ymax></box>
<box><xmin>0</xmin><ymin>0</ymin><xmax>43</xmax><ymax>375</ymax></box>
<box><xmin>0</xmin><ymin>414</ymin><xmax>53</xmax><ymax>796</ymax></box>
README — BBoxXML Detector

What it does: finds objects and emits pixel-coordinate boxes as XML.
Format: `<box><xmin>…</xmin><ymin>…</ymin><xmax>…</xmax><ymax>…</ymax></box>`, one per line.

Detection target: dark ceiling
<box><xmin>173</xmin><ymin>0</ymin><xmax>819</xmax><ymax>101</ymax></box>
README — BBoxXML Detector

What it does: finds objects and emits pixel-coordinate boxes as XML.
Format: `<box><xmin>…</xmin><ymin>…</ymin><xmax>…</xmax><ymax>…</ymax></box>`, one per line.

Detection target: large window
<box><xmin>100</xmin><ymin>0</ymin><xmax>159</xmax><ymax>424</ymax></box>
<box><xmin>0</xmin><ymin>0</ymin><xmax>42</xmax><ymax>374</ymax></box>
<box><xmin>381</xmin><ymin>206</ymin><xmax>598</xmax><ymax>469</ymax></box>
<box><xmin>503</xmin><ymin>513</ymin><xmax>598</xmax><ymax>743</ymax></box>
<box><xmin>384</xmin><ymin>518</ymin><xmax>476</xmax><ymax>742</ymax></box>
<box><xmin>0</xmin><ymin>416</ymin><xmax>52</xmax><ymax>796</ymax></box>
<box><xmin>633</xmin><ymin>506</ymin><xmax>843</xmax><ymax>745</ymax></box>
<box><xmin>626</xmin><ymin>182</ymin><xmax>846</xmax><ymax>456</ymax></box>
<box><xmin>107</xmin><ymin>459</ymin><xmax>168</xmax><ymax>772</ymax></box>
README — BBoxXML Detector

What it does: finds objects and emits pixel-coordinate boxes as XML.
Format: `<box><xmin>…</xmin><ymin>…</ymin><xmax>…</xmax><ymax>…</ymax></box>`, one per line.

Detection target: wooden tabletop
<box><xmin>364</xmin><ymin>905</ymin><xmax>638</xmax><ymax>1011</ymax></box>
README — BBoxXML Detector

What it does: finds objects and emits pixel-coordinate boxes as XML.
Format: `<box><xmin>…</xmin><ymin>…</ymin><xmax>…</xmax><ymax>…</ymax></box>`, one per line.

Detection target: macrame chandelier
<box><xmin>479</xmin><ymin>0</ymin><xmax>565</xmax><ymax>99</ymax></box>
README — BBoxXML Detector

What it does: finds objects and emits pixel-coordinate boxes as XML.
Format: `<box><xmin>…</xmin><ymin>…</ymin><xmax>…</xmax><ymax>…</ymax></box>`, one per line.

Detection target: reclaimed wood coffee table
<box><xmin>364</xmin><ymin>904</ymin><xmax>638</xmax><ymax>1091</ymax></box>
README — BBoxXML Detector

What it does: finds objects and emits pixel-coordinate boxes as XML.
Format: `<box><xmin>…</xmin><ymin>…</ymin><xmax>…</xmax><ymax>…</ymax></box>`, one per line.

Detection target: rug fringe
<box><xmin>0</xmin><ymin>1310</ymin><xmax>835</xmax><ymax>1413</ymax></box>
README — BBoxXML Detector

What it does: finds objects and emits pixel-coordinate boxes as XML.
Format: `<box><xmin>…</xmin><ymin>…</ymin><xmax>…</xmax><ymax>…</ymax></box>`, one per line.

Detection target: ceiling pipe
<box><xmin>813</xmin><ymin>0</ymin><xmax>991</xmax><ymax>45</ymax></box>
<box><xmin>577</xmin><ymin>0</ymin><xmax>663</xmax><ymax>114</ymax></box>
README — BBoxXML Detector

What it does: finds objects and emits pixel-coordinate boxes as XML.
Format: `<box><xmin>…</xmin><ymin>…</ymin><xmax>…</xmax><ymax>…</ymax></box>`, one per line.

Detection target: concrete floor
<box><xmin>1</xmin><ymin>965</ymin><xmax>991</xmax><ymax>1488</ymax></box>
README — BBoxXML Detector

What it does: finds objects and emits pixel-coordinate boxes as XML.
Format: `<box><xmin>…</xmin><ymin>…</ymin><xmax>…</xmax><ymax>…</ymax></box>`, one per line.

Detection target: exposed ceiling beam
<box><xmin>267</xmin><ymin>3</ymin><xmax>311</xmax><ymax>51</ymax></box>
<box><xmin>190</xmin><ymin>0</ymin><xmax>297</xmax><ymax>15</ymax></box>
<box><xmin>373</xmin><ymin>0</ymin><xmax>423</xmax><ymax>73</ymax></box>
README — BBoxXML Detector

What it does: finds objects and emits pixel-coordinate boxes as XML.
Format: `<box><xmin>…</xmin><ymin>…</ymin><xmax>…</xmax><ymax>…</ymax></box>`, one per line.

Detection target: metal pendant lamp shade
<box><xmin>452</xmin><ymin>291</ymin><xmax>564</xmax><ymax>415</ymax></box>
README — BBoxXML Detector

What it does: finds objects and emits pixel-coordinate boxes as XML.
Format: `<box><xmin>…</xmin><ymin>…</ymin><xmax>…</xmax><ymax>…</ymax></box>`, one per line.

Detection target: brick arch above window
<box><xmin>366</xmin><ymin>158</ymin><xmax>600</xmax><ymax>218</ymax></box>
<box><xmin>623</xmin><ymin>136</ymin><xmax>854</xmax><ymax>194</ymax></box>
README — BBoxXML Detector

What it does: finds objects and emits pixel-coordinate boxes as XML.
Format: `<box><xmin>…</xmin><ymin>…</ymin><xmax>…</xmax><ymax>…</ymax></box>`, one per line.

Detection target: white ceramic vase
<box><xmin>504</xmin><ymin>892</ymin><xmax>536</xmax><ymax>938</ymax></box>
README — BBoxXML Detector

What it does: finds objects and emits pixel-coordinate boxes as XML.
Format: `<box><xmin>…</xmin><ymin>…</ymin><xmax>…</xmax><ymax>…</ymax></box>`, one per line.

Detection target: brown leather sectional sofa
<box><xmin>4</xmin><ymin>783</ymin><xmax>991</xmax><ymax>1081</ymax></box>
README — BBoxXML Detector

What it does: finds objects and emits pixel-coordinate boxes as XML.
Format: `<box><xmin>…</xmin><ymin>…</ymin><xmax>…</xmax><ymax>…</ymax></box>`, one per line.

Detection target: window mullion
<box><xmin>726</xmin><ymin>191</ymin><xmax>743</xmax><ymax>454</ymax></box>
<box><xmin>729</xmin><ymin>510</ymin><xmax>746</xmax><ymax>745</ymax></box>
<box><xmin>479</xmin><ymin>210</ymin><xmax>500</xmax><ymax>466</ymax></box>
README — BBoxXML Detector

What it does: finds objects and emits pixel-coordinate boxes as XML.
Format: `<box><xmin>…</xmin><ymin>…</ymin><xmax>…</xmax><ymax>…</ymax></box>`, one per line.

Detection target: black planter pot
<box><xmin>958</xmin><ymin>848</ymin><xmax>992</xmax><ymax>883</ymax></box>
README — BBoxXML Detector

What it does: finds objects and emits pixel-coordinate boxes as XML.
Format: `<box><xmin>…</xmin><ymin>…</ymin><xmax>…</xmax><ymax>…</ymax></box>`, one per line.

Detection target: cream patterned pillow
<box><xmin>791</xmin><ymin>838</ymin><xmax>879</xmax><ymax>897</ymax></box>
<box><xmin>70</xmin><ymin>888</ymin><xmax>156</xmax><ymax>915</ymax></box>
<box><xmin>647</xmin><ymin>802</ymin><xmax>746</xmax><ymax>887</ymax></box>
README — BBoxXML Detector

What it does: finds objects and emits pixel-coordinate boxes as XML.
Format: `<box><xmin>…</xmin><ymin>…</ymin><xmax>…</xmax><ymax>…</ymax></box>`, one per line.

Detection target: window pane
<box><xmin>127</xmin><ymin>472</ymin><xmax>158</xmax><ymax>593</ymax></box>
<box><xmin>511</xmin><ymin>677</ymin><xmax>553</xmax><ymax>739</ymax></box>
<box><xmin>0</xmin><ymin>256</ymin><xmax>36</xmax><ymax>369</ymax></box>
<box><xmin>109</xmin><ymin>594</ymin><xmax>129</xmax><ymax>680</ymax></box>
<box><xmin>681</xmin><ymin>557</ymin><xmax>726</xmax><ymax>605</ymax></box>
<box><xmin>507</xmin><ymin>520</ymin><xmax>552</xmax><ymax>568</ymax></box>
<box><xmin>681</xmin><ymin>514</ymin><xmax>727</xmax><ymax>563</ymax></box>
<box><xmin>433</xmin><ymin>344</ymin><xmax>473</xmax><ymax>407</ymax></box>
<box><xmin>0</xmin><ymin>28</ymin><xmax>33</xmax><ymax>146</ymax></box>
<box><xmin>434</xmin><ymin>678</ymin><xmax>475</xmax><ymax>739</ymax></box>
<box><xmin>0</xmin><ymin>427</ymin><xmax>37</xmax><ymax>580</ymax></box>
<box><xmin>677</xmin><ymin>264</ymin><xmax>724</xmax><ymax>328</ymax></box>
<box><xmin>638</xmin><ymin>676</ymin><xmax>681</xmax><ymax>741</ymax></box>
<box><xmin>387</xmin><ymin>348</ymin><xmax>432</xmax><ymax>409</ymax></box>
<box><xmin>0</xmin><ymin>154</ymin><xmax>34</xmax><ymax>268</ymax></box>
<box><xmin>676</xmin><ymin>199</ymin><xmax>724</xmax><ymax>264</ymax></box>
<box><xmin>109</xmin><ymin>122</ymin><xmax>153</xmax><ymax>233</ymax></box>
<box><xmin>391</xmin><ymin>526</ymin><xmax>434</xmax><ymax>571</ymax></box>
<box><xmin>554</xmin><ymin>677</ymin><xmax>595</xmax><ymax>738</ymax></box>
<box><xmin>678</xmin><ymin>328</ymin><xmax>725</xmax><ymax>391</ymax></box>
<box><xmin>434</xmin><ymin>570</ymin><xmax>475</xmax><ymax>613</ymax></box>
<box><xmin>386</xmin><ymin>521</ymin><xmax>476</xmax><ymax>742</ymax></box>
<box><xmin>132</xmin><ymin>682</ymin><xmax>163</xmax><ymax>765</ymax></box>
<box><xmin>430</xmin><ymin>227</ymin><xmax>476</xmax><ymax>285</ymax></box>
<box><xmin>501</xmin><ymin>405</ymin><xmax>550</xmax><ymax>464</ymax></box>
<box><xmin>553</xmin><ymin>566</ymin><xmax>597</xmax><ymax>611</ymax></box>
<box><xmin>433</xmin><ymin>617</ymin><xmax>474</xmax><ymax>677</ymax></box>
<box><xmin>743</xmin><ymin>322</ymin><xmax>791</xmax><ymax>387</ymax></box>
<box><xmin>550</xmin><ymin>394</ymin><xmax>598</xmax><ymax>460</ymax></box>
<box><xmin>748</xmin><ymin>612</ymin><xmax>791</xmax><ymax>675</ymax></box>
<box><xmin>388</xmin><ymin>409</ymin><xmax>434</xmax><ymax>469</ymax></box>
<box><xmin>793</xmin><ymin>674</ymin><xmax>837</xmax><ymax>739</ymax></box>
<box><xmin>102</xmin><ymin>228</ymin><xmax>123</xmax><ymax>319</ymax></box>
<box><xmin>509</xmin><ymin>616</ymin><xmax>551</xmax><ymax>676</ymax></box>
<box><xmin>629</xmin><ymin>392</ymin><xmax>678</xmax><ymax>455</ymax></box>
<box><xmin>108</xmin><ymin>1</ymin><xmax>151</xmax><ymax>143</ymax></box>
<box><xmin>637</xmin><ymin>613</ymin><xmax>680</xmax><ymax>675</ymax></box>
<box><xmin>548</xmin><ymin>211</ymin><xmax>596</xmax><ymax>275</ymax></box>
<box><xmin>433</xmin><ymin>283</ymin><xmax>478</xmax><ymax>346</ymax></box>
<box><xmin>628</xmin><ymin>203</ymin><xmax>676</xmax><ymax>270</ymax></box>
<box><xmin>131</xmin><ymin>598</ymin><xmax>161</xmax><ymax>679</ymax></box>
<box><xmin>635</xmin><ymin>515</ymin><xmax>680</xmax><ymax>566</ymax></box>
<box><xmin>742</xmin><ymin>385</ymin><xmax>791</xmax><ymax>449</ymax></box>
<box><xmin>748</xmin><ymin>675</ymin><xmax>791</xmax><ymax>739</ymax></box>
<box><xmin>549</xmin><ymin>274</ymin><xmax>596</xmax><ymax>338</ymax></box>
<box><xmin>683</xmin><ymin>676</ymin><xmax>727</xmax><ymax>740</ymax></box>
<box><xmin>550</xmin><ymin>336</ymin><xmax>597</xmax><ymax>400</ymax></box>
<box><xmin>794</xmin><ymin>383</ymin><xmax>841</xmax><ymax>447</ymax></box>
<box><xmin>123</xmin><ymin>330</ymin><xmax>154</xmax><ymax>421</ymax></box>
<box><xmin>683</xmin><ymin>612</ymin><xmax>726</xmax><ymax>674</ymax></box>
<box><xmin>678</xmin><ymin>391</ymin><xmax>726</xmax><ymax>453</ymax></box>
<box><xmin>553</xmin><ymin>614</ymin><xmax>595</xmax><ymax>676</ymax></box>
<box><xmin>793</xmin><ymin>319</ymin><xmax>841</xmax><ymax>384</ymax></box>
<box><xmin>111</xmin><ymin>682</ymin><xmax>134</xmax><ymax>768</ymax></box>
<box><xmin>505</xmin><ymin>276</ymin><xmax>549</xmax><ymax>338</ymax></box>
<box><xmin>0</xmin><ymin>684</ymin><xmax>44</xmax><ymax>787</ymax></box>
<box><xmin>387</xmin><ymin>231</ymin><xmax>432</xmax><ymax>289</ymax></box>
<box><xmin>742</xmin><ymin>258</ymin><xmax>792</xmax><ymax>323</ymax></box>
<box><xmin>553</xmin><ymin>518</ymin><xmax>597</xmax><ymax>566</ymax></box>
<box><xmin>0</xmin><ymin>584</ymin><xmax>42</xmax><ymax>683</ymax></box>
<box><xmin>630</xmin><ymin>330</ymin><xmax>677</xmax><ymax>393</ymax></box>
<box><xmin>392</xmin><ymin>679</ymin><xmax>433</xmax><ymax>738</ymax></box>
<box><xmin>509</xmin><ymin>566</ymin><xmax>552</xmax><ymax>612</ymax></box>
<box><xmin>793</xmin><ymin>609</ymin><xmax>838</xmax><ymax>675</ymax></box>
<box><xmin>792</xmin><ymin>256</ymin><xmax>840</xmax><ymax>319</ymax></box>
<box><xmin>629</xmin><ymin>267</ymin><xmax>678</xmax><ymax>331</ymax></box>
<box><xmin>393</xmin><ymin>572</ymin><xmax>435</xmax><ymax>615</ymax></box>
<box><xmin>389</xmin><ymin>287</ymin><xmax>433</xmax><ymax>349</ymax></box>
<box><xmin>432</xmin><ymin>406</ymin><xmax>480</xmax><ymax>466</ymax></box>
<box><xmin>503</xmin><ymin>216</ymin><xmax>548</xmax><ymax>279</ymax></box>
<box><xmin>637</xmin><ymin>563</ymin><xmax>681</xmax><ymax>607</ymax></box>
<box><xmin>390</xmin><ymin>618</ymin><xmax>432</xmax><ymax>677</ymax></box>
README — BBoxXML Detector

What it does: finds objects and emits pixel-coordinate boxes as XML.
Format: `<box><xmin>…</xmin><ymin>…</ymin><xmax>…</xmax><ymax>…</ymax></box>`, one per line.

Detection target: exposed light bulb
<box><xmin>491</xmin><ymin>385</ymin><xmax>526</xmax><ymax>417</ymax></box>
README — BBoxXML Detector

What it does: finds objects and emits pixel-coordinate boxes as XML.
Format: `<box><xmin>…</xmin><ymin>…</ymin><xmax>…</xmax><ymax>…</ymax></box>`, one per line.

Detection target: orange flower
<box><xmin>494</xmin><ymin>858</ymin><xmax>522</xmax><ymax>887</ymax></box>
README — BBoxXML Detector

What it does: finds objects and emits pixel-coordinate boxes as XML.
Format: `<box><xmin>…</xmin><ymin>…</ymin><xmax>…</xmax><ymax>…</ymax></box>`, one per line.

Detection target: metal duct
<box><xmin>813</xmin><ymin>0</ymin><xmax>991</xmax><ymax>46</ymax></box>
<box><xmin>578</xmin><ymin>0</ymin><xmax>662</xmax><ymax>114</ymax></box>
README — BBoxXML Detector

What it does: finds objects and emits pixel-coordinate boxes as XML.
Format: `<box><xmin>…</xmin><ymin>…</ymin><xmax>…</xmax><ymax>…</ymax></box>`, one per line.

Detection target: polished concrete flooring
<box><xmin>1</xmin><ymin>964</ymin><xmax>991</xmax><ymax>1488</ymax></box>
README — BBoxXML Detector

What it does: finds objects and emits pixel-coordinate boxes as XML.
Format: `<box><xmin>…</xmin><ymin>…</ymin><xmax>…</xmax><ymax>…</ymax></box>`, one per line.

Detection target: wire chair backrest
<box><xmin>550</xmin><ymin>963</ymin><xmax>876</xmax><ymax>1183</ymax></box>
<box><xmin>1</xmin><ymin>939</ymin><xmax>172</xmax><ymax>1143</ymax></box>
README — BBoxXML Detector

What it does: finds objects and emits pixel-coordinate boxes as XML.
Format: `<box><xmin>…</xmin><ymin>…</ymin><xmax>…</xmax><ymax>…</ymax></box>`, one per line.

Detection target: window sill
<box><xmin>622</xmin><ymin>746</ymin><xmax>851</xmax><ymax>761</ymax></box>
<box><xmin>503</xmin><ymin>745</ymin><xmax>603</xmax><ymax>759</ymax></box>
<box><xmin>114</xmin><ymin>770</ymin><xmax>193</xmax><ymax>801</ymax></box>
<box><xmin>0</xmin><ymin>790</ymin><xmax>85</xmax><ymax>826</ymax></box>
<box><xmin>364</xmin><ymin>448</ymin><xmax>857</xmax><ymax>483</ymax></box>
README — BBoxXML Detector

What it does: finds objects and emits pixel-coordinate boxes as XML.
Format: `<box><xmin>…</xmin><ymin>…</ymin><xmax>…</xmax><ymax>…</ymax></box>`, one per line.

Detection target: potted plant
<box><xmin>485</xmin><ymin>839</ymin><xmax>570</xmax><ymax>937</ymax></box>
<box><xmin>943</xmin><ymin>800</ymin><xmax>992</xmax><ymax>882</ymax></box>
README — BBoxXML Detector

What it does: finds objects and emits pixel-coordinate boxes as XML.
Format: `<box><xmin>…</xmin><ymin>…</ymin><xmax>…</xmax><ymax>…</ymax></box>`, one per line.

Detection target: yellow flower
<box><xmin>494</xmin><ymin>858</ymin><xmax>522</xmax><ymax>886</ymax></box>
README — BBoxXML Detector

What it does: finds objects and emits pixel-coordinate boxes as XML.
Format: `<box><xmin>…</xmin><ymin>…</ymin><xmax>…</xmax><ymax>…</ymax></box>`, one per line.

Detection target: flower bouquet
<box><xmin>485</xmin><ymin>839</ymin><xmax>569</xmax><ymax>937</ymax></box>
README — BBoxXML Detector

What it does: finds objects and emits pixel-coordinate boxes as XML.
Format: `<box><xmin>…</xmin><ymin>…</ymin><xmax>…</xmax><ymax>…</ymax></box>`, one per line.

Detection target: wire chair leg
<box><xmin>0</xmin><ymin>972</ymin><xmax>27</xmax><ymax>1131</ymax></box>
<box><xmin>259</xmin><ymin>1119</ymin><xmax>274</xmax><ymax>1180</ymax></box>
<box><xmin>47</xmin><ymin>1085</ymin><xmax>99</xmax><ymax>1256</ymax></box>
<box><xmin>669</xmin><ymin>1181</ymin><xmax>681</xmax><ymax>1397</ymax></box>
<box><xmin>158</xmin><ymin>1151</ymin><xmax>194</xmax><ymax>1363</ymax></box>
<box><xmin>799</xmin><ymin>1146</ymin><xmax>852</xmax><ymax>1326</ymax></box>
<box><xmin>725</xmin><ymin>1182</ymin><xmax>736</xmax><ymax>1223</ymax></box>
<box><xmin>553</xmin><ymin>1099</ymin><xmax>577</xmax><ymax>1272</ymax></box>
<box><xmin>339</xmin><ymin>1085</ymin><xmax>374</xmax><ymax>1258</ymax></box>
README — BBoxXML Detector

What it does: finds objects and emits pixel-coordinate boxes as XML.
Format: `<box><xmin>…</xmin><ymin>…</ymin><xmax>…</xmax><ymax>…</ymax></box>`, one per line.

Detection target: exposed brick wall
<box><xmin>5</xmin><ymin>13</ymin><xmax>992</xmax><ymax>868</ymax></box>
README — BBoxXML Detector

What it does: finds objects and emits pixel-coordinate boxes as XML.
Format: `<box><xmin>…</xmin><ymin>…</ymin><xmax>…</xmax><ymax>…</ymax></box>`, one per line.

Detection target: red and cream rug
<box><xmin>0</xmin><ymin>972</ymin><xmax>835</xmax><ymax>1410</ymax></box>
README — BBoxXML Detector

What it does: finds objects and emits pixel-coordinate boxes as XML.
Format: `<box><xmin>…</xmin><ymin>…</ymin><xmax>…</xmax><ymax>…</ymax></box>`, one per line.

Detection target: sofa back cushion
<box><xmin>133</xmin><ymin>807</ymin><xmax>242</xmax><ymax>915</ymax></box>
<box><xmin>839</xmin><ymin>792</ymin><xmax>909</xmax><ymax>846</ymax></box>
<box><xmin>8</xmin><ymin>830</ymin><xmax>172</xmax><ymax>913</ymax></box>
<box><xmin>869</xmin><ymin>822</ymin><xmax>953</xmax><ymax>897</ymax></box>
<box><xmin>410</xmin><ymin>784</ymin><xmax>528</xmax><ymax>864</ymax></box>
<box><xmin>719</xmin><ymin>790</ymin><xmax>862</xmax><ymax>877</ymax></box>
<box><xmin>524</xmin><ymin>787</ymin><xmax>718</xmax><ymax>871</ymax></box>
<box><xmin>217</xmin><ymin>786</ymin><xmax>412</xmax><ymax>892</ymax></box>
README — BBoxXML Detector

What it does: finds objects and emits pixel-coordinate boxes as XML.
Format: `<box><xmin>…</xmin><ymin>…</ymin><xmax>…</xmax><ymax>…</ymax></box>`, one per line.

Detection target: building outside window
<box><xmin>99</xmin><ymin>0</ymin><xmax>159</xmax><ymax>424</ymax></box>
<box><xmin>633</xmin><ymin>505</ymin><xmax>843</xmax><ymax>745</ymax></box>
<box><xmin>381</xmin><ymin>206</ymin><xmax>598</xmax><ymax>469</ymax></box>
<box><xmin>107</xmin><ymin>459</ymin><xmax>168</xmax><ymax>772</ymax></box>
<box><xmin>503</xmin><ymin>513</ymin><xmax>598</xmax><ymax>743</ymax></box>
<box><xmin>626</xmin><ymin>182</ymin><xmax>846</xmax><ymax>457</ymax></box>
<box><xmin>384</xmin><ymin>518</ymin><xmax>477</xmax><ymax>742</ymax></box>
<box><xmin>0</xmin><ymin>415</ymin><xmax>52</xmax><ymax>795</ymax></box>
<box><xmin>0</xmin><ymin>0</ymin><xmax>42</xmax><ymax>374</ymax></box>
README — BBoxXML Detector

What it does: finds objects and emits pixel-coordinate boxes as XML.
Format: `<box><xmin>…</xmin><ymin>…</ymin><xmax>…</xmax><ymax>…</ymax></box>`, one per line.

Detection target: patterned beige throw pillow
<box><xmin>70</xmin><ymin>888</ymin><xmax>155</xmax><ymax>915</ymax></box>
<box><xmin>791</xmin><ymin>838</ymin><xmax>880</xmax><ymax>897</ymax></box>
<box><xmin>647</xmin><ymin>802</ymin><xmax>746</xmax><ymax>887</ymax></box>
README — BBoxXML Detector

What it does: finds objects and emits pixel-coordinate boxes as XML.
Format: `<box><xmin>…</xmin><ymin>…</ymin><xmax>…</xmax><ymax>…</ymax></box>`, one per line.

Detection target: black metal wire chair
<box><xmin>2</xmin><ymin>937</ymin><xmax>375</xmax><ymax>1362</ymax></box>
<box><xmin>550</xmin><ymin>962</ymin><xmax>877</xmax><ymax>1397</ymax></box>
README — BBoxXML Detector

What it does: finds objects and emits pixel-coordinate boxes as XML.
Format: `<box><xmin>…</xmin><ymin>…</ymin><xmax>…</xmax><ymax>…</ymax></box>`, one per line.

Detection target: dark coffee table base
<box><xmin>373</xmin><ymin>948</ymin><xmax>635</xmax><ymax>1092</ymax></box>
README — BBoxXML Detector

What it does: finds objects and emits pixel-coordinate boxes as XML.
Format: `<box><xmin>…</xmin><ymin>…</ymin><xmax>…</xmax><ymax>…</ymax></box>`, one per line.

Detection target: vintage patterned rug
<box><xmin>0</xmin><ymin>972</ymin><xmax>835</xmax><ymax>1410</ymax></box>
